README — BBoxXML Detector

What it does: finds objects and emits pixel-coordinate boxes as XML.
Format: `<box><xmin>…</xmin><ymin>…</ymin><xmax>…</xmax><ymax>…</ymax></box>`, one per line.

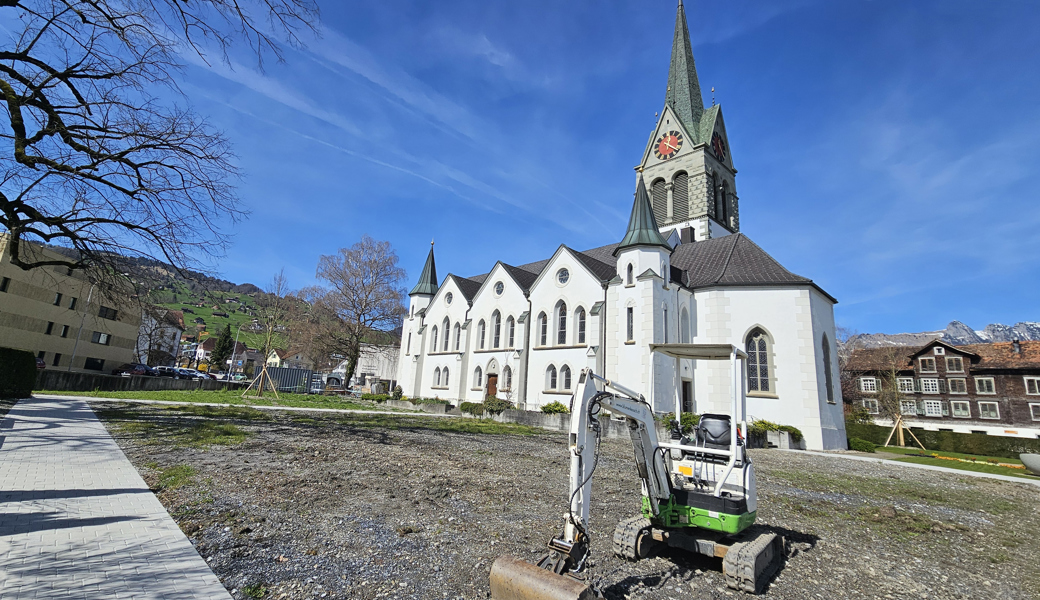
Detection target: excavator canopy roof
<box><xmin>649</xmin><ymin>343</ymin><xmax>748</xmax><ymax>360</ymax></box>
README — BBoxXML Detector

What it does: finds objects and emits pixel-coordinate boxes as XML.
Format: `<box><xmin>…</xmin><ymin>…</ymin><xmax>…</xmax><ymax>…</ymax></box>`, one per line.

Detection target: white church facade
<box><xmin>395</xmin><ymin>3</ymin><xmax>847</xmax><ymax>450</ymax></box>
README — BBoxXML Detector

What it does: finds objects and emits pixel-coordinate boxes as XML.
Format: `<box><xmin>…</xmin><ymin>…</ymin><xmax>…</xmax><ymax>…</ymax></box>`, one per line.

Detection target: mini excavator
<box><xmin>489</xmin><ymin>344</ymin><xmax>784</xmax><ymax>600</ymax></box>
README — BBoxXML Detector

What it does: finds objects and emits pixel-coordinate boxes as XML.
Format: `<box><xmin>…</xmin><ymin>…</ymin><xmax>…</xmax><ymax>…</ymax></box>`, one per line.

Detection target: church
<box><xmin>395</xmin><ymin>3</ymin><xmax>847</xmax><ymax>450</ymax></box>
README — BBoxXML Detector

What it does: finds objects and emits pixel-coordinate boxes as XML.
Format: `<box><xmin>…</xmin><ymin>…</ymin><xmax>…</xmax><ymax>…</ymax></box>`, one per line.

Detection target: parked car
<box><xmin>154</xmin><ymin>366</ymin><xmax>181</xmax><ymax>378</ymax></box>
<box><xmin>112</xmin><ymin>363</ymin><xmax>157</xmax><ymax>377</ymax></box>
<box><xmin>35</xmin><ymin>357</ymin><xmax>46</xmax><ymax>370</ymax></box>
<box><xmin>175</xmin><ymin>368</ymin><xmax>201</xmax><ymax>379</ymax></box>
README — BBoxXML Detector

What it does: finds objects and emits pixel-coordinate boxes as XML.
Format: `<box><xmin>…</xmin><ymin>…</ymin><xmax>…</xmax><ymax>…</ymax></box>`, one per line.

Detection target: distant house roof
<box><xmin>847</xmin><ymin>340</ymin><xmax>1040</xmax><ymax>372</ymax></box>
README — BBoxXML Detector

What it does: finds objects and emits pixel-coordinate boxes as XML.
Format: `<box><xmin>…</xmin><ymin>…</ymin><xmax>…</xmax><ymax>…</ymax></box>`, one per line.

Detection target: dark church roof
<box><xmin>408</xmin><ymin>244</ymin><xmax>438</xmax><ymax>296</ymax></box>
<box><xmin>615</xmin><ymin>177</ymin><xmax>671</xmax><ymax>255</ymax></box>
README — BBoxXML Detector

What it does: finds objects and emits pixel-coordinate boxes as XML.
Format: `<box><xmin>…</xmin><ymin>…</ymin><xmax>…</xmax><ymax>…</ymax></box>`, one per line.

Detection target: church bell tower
<box><xmin>638</xmin><ymin>1</ymin><xmax>739</xmax><ymax>243</ymax></box>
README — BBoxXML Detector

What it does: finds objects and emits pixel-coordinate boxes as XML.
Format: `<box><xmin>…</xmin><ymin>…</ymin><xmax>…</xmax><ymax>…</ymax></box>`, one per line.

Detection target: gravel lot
<box><xmin>96</xmin><ymin>402</ymin><xmax>1040</xmax><ymax>600</ymax></box>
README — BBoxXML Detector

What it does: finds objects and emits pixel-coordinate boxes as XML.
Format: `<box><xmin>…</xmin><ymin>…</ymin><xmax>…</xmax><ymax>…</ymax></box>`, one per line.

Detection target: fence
<box><xmin>37</xmin><ymin>370</ymin><xmax>245</xmax><ymax>393</ymax></box>
<box><xmin>264</xmin><ymin>367</ymin><xmax>315</xmax><ymax>393</ymax></box>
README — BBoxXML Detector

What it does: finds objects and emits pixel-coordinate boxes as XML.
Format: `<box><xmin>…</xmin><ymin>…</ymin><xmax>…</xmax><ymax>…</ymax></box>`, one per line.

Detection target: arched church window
<box><xmin>672</xmin><ymin>171</ymin><xmax>689</xmax><ymax>220</ymax></box>
<box><xmin>626</xmin><ymin>307</ymin><xmax>634</xmax><ymax>342</ymax></box>
<box><xmin>431</xmin><ymin>326</ymin><xmax>438</xmax><ymax>352</ymax></box>
<box><xmin>474</xmin><ymin>366</ymin><xmax>483</xmax><ymax>387</ymax></box>
<box><xmin>746</xmin><ymin>328</ymin><xmax>773</xmax><ymax>394</ymax></box>
<box><xmin>560</xmin><ymin>365</ymin><xmax>572</xmax><ymax>390</ymax></box>
<box><xmin>442</xmin><ymin>318</ymin><xmax>450</xmax><ymax>352</ymax></box>
<box><xmin>720</xmin><ymin>181</ymin><xmax>730</xmax><ymax>226</ymax></box>
<box><xmin>454</xmin><ymin>323</ymin><xmax>461</xmax><ymax>351</ymax></box>
<box><xmin>406</xmin><ymin>333</ymin><xmax>411</xmax><ymax>355</ymax></box>
<box><xmin>443</xmin><ymin>367</ymin><xmax>450</xmax><ymax>387</ymax></box>
<box><xmin>506</xmin><ymin>316</ymin><xmax>515</xmax><ymax>347</ymax></box>
<box><xmin>556</xmin><ymin>301</ymin><xmax>567</xmax><ymax>345</ymax></box>
<box><xmin>626</xmin><ymin>264</ymin><xmax>634</xmax><ymax>285</ymax></box>
<box><xmin>492</xmin><ymin>310</ymin><xmax>501</xmax><ymax>349</ymax></box>
<box><xmin>546</xmin><ymin>365</ymin><xmax>557</xmax><ymax>390</ymax></box>
<box><xmin>538</xmin><ymin>312</ymin><xmax>547</xmax><ymax>346</ymax></box>
<box><xmin>576</xmin><ymin>307</ymin><xmax>586</xmax><ymax>344</ymax></box>
<box><xmin>502</xmin><ymin>366</ymin><xmax>512</xmax><ymax>390</ymax></box>
<box><xmin>651</xmin><ymin>178</ymin><xmax>667</xmax><ymax>223</ymax></box>
<box><xmin>822</xmin><ymin>335</ymin><xmax>834</xmax><ymax>404</ymax></box>
<box><xmin>680</xmin><ymin>308</ymin><xmax>690</xmax><ymax>344</ymax></box>
<box><xmin>434</xmin><ymin>367</ymin><xmax>441</xmax><ymax>387</ymax></box>
<box><xmin>477</xmin><ymin>320</ymin><xmax>486</xmax><ymax>350</ymax></box>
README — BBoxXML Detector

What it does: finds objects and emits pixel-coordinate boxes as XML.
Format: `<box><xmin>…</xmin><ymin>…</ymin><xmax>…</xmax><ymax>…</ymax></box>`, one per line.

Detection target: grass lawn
<box><xmin>874</xmin><ymin>446</ymin><xmax>1040</xmax><ymax>479</ymax></box>
<box><xmin>38</xmin><ymin>389</ymin><xmax>416</xmax><ymax>413</ymax></box>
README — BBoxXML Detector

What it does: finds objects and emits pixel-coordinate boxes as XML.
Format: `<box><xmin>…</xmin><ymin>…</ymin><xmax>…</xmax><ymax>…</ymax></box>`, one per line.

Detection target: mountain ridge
<box><xmin>849</xmin><ymin>321</ymin><xmax>1040</xmax><ymax>349</ymax></box>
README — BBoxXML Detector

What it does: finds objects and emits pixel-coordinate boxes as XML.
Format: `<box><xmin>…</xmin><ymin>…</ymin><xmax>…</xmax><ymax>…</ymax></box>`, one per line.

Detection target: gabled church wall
<box><xmin>809</xmin><ymin>289</ymin><xmax>848</xmax><ymax>449</ymax></box>
<box><xmin>414</xmin><ymin>278</ymin><xmax>470</xmax><ymax>400</ymax></box>
<box><xmin>525</xmin><ymin>250</ymin><xmax>606</xmax><ymax>410</ymax></box>
<box><xmin>689</xmin><ymin>286</ymin><xmax>841</xmax><ymax>450</ymax></box>
<box><xmin>464</xmin><ymin>265</ymin><xmax>530</xmax><ymax>405</ymax></box>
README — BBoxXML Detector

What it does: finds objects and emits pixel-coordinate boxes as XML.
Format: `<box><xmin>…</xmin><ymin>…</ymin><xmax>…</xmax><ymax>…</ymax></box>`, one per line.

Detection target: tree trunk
<box><xmin>344</xmin><ymin>351</ymin><xmax>360</xmax><ymax>391</ymax></box>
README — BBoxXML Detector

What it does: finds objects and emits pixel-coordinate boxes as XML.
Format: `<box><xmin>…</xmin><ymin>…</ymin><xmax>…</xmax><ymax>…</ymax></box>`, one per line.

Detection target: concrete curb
<box><xmin>778</xmin><ymin>448</ymin><xmax>1040</xmax><ymax>488</ymax></box>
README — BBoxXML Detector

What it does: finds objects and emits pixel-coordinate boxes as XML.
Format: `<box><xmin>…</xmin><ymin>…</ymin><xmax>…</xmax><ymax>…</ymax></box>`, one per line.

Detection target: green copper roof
<box><xmin>615</xmin><ymin>177</ymin><xmax>672</xmax><ymax>256</ymax></box>
<box><xmin>409</xmin><ymin>244</ymin><xmax>438</xmax><ymax>295</ymax></box>
<box><xmin>665</xmin><ymin>1</ymin><xmax>705</xmax><ymax>140</ymax></box>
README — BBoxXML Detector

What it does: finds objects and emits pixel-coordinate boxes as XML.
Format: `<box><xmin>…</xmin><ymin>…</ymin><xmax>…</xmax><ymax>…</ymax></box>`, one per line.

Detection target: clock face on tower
<box><xmin>653</xmin><ymin>130</ymin><xmax>683</xmax><ymax>160</ymax></box>
<box><xmin>711</xmin><ymin>131</ymin><xmax>727</xmax><ymax>162</ymax></box>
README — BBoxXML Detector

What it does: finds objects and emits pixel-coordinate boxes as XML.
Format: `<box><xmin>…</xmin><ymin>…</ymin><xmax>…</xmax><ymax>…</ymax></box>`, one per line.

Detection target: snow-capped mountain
<box><xmin>849</xmin><ymin>321</ymin><xmax>1040</xmax><ymax>348</ymax></box>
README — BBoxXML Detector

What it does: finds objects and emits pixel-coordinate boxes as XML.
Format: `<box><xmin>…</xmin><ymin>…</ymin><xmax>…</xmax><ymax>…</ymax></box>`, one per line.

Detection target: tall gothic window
<box><xmin>454</xmin><ymin>323</ymin><xmax>461</xmax><ymax>351</ymax></box>
<box><xmin>474</xmin><ymin>366</ymin><xmax>483</xmax><ymax>387</ymax></box>
<box><xmin>506</xmin><ymin>316</ymin><xmax>515</xmax><ymax>347</ymax></box>
<box><xmin>538</xmin><ymin>312</ymin><xmax>548</xmax><ymax>346</ymax></box>
<box><xmin>626</xmin><ymin>307</ymin><xmax>634</xmax><ymax>342</ymax></box>
<box><xmin>680</xmin><ymin>308</ymin><xmax>690</xmax><ymax>344</ymax></box>
<box><xmin>442</xmin><ymin>318</ymin><xmax>450</xmax><ymax>352</ymax></box>
<box><xmin>478</xmin><ymin>320</ymin><xmax>486</xmax><ymax>350</ymax></box>
<box><xmin>492</xmin><ymin>310</ymin><xmax>501</xmax><ymax>349</ymax></box>
<box><xmin>576</xmin><ymin>308</ymin><xmax>586</xmax><ymax>344</ymax></box>
<box><xmin>720</xmin><ymin>181</ymin><xmax>730</xmax><ymax>226</ymax></box>
<box><xmin>556</xmin><ymin>301</ymin><xmax>567</xmax><ymax>345</ymax></box>
<box><xmin>443</xmin><ymin>367</ymin><xmax>450</xmax><ymax>387</ymax></box>
<box><xmin>502</xmin><ymin>366</ymin><xmax>512</xmax><ymax>390</ymax></box>
<box><xmin>434</xmin><ymin>367</ymin><xmax>441</xmax><ymax>386</ymax></box>
<box><xmin>626</xmin><ymin>264</ymin><xmax>634</xmax><ymax>285</ymax></box>
<box><xmin>406</xmin><ymin>333</ymin><xmax>411</xmax><ymax>355</ymax></box>
<box><xmin>822</xmin><ymin>335</ymin><xmax>834</xmax><ymax>403</ymax></box>
<box><xmin>560</xmin><ymin>365</ymin><xmax>572</xmax><ymax>390</ymax></box>
<box><xmin>431</xmin><ymin>326</ymin><xmax>438</xmax><ymax>352</ymax></box>
<box><xmin>746</xmin><ymin>328</ymin><xmax>773</xmax><ymax>393</ymax></box>
<box><xmin>546</xmin><ymin>365</ymin><xmax>557</xmax><ymax>390</ymax></box>
<box><xmin>672</xmin><ymin>171</ymin><xmax>689</xmax><ymax>220</ymax></box>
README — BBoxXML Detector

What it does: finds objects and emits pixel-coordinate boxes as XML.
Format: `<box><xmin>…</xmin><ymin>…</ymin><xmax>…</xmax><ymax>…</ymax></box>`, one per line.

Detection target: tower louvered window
<box><xmin>651</xmin><ymin>179</ymin><xmax>668</xmax><ymax>224</ymax></box>
<box><xmin>672</xmin><ymin>172</ymin><xmax>688</xmax><ymax>220</ymax></box>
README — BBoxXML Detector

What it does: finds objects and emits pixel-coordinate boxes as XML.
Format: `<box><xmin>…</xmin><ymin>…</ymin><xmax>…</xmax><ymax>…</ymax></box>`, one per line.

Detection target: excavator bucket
<box><xmin>489</xmin><ymin>555</ymin><xmax>596</xmax><ymax>600</ymax></box>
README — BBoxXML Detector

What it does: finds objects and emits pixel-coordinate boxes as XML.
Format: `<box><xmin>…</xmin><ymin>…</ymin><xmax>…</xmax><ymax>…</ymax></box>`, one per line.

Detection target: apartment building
<box><xmin>0</xmin><ymin>235</ymin><xmax>140</xmax><ymax>372</ymax></box>
<box><xmin>846</xmin><ymin>339</ymin><xmax>1040</xmax><ymax>438</ymax></box>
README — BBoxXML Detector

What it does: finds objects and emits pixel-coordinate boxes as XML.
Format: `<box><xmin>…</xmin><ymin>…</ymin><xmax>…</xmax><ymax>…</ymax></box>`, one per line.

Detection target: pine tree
<box><xmin>210</xmin><ymin>325</ymin><xmax>235</xmax><ymax>372</ymax></box>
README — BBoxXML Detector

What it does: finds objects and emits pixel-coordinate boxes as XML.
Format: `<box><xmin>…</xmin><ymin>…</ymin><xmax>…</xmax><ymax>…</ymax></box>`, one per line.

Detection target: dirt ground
<box><xmin>96</xmin><ymin>402</ymin><xmax>1040</xmax><ymax>600</ymax></box>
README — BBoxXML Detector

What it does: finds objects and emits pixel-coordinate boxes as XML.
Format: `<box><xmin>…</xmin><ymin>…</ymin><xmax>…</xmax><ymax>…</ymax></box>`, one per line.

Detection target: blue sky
<box><xmin>181</xmin><ymin>0</ymin><xmax>1040</xmax><ymax>336</ymax></box>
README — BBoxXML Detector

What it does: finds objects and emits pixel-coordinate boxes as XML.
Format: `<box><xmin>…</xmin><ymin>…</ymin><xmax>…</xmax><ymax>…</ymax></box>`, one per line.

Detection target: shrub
<box><xmin>391</xmin><ymin>386</ymin><xmax>403</xmax><ymax>401</ymax></box>
<box><xmin>361</xmin><ymin>393</ymin><xmax>390</xmax><ymax>403</ymax></box>
<box><xmin>0</xmin><ymin>347</ymin><xmax>36</xmax><ymax>399</ymax></box>
<box><xmin>483</xmin><ymin>395</ymin><xmax>513</xmax><ymax>415</ymax></box>
<box><xmin>412</xmin><ymin>397</ymin><xmax>450</xmax><ymax>406</ymax></box>
<box><xmin>460</xmin><ymin>402</ymin><xmax>484</xmax><ymax>416</ymax></box>
<box><xmin>848</xmin><ymin>437</ymin><xmax>877</xmax><ymax>453</ymax></box>
<box><xmin>748</xmin><ymin>419</ymin><xmax>803</xmax><ymax>443</ymax></box>
<box><xmin>541</xmin><ymin>401</ymin><xmax>570</xmax><ymax>415</ymax></box>
<box><xmin>844</xmin><ymin>422</ymin><xmax>1040</xmax><ymax>460</ymax></box>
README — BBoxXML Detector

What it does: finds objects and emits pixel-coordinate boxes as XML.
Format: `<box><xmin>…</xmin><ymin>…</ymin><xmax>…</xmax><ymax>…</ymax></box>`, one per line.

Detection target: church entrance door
<box><xmin>486</xmin><ymin>375</ymin><xmax>498</xmax><ymax>398</ymax></box>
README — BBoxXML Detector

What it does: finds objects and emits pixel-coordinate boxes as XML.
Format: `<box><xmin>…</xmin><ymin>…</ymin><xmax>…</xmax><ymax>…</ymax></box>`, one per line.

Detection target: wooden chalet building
<box><xmin>845</xmin><ymin>339</ymin><xmax>1040</xmax><ymax>438</ymax></box>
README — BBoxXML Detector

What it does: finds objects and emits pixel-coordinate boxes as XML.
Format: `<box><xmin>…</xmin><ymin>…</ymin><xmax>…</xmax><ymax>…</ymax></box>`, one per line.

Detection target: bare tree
<box><xmin>0</xmin><ymin>0</ymin><xmax>318</xmax><ymax>280</ymax></box>
<box><xmin>305</xmin><ymin>236</ymin><xmax>406</xmax><ymax>389</ymax></box>
<box><xmin>835</xmin><ymin>325</ymin><xmax>861</xmax><ymax>410</ymax></box>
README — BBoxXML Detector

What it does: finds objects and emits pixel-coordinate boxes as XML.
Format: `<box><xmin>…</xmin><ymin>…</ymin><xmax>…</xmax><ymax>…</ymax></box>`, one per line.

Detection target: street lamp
<box><xmin>227</xmin><ymin>322</ymin><xmax>246</xmax><ymax>381</ymax></box>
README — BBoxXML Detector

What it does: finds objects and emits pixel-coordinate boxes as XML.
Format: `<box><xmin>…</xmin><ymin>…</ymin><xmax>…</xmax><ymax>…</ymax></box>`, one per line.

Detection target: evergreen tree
<box><xmin>210</xmin><ymin>325</ymin><xmax>235</xmax><ymax>372</ymax></box>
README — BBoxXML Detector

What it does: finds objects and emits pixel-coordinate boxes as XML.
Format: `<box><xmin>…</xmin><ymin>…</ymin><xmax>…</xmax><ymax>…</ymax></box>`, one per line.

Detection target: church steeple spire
<box><xmin>409</xmin><ymin>241</ymin><xmax>438</xmax><ymax>296</ymax></box>
<box><xmin>614</xmin><ymin>176</ymin><xmax>672</xmax><ymax>256</ymax></box>
<box><xmin>665</xmin><ymin>0</ymin><xmax>705</xmax><ymax>136</ymax></box>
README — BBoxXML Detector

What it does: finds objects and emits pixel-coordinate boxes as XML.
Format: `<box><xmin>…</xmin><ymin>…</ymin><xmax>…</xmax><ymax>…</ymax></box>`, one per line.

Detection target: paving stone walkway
<box><xmin>0</xmin><ymin>397</ymin><xmax>233</xmax><ymax>600</ymax></box>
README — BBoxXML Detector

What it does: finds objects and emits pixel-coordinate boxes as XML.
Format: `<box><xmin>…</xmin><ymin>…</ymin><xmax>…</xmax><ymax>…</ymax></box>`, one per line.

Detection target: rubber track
<box><xmin>722</xmin><ymin>532</ymin><xmax>783</xmax><ymax>594</ymax></box>
<box><xmin>612</xmin><ymin>516</ymin><xmax>651</xmax><ymax>560</ymax></box>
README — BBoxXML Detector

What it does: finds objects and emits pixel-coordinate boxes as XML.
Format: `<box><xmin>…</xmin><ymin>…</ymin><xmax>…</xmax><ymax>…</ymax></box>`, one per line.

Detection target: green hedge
<box><xmin>845</xmin><ymin>423</ymin><xmax>1040</xmax><ymax>460</ymax></box>
<box><xmin>483</xmin><ymin>395</ymin><xmax>513</xmax><ymax>415</ymax></box>
<box><xmin>460</xmin><ymin>402</ymin><xmax>484</xmax><ymax>416</ymax></box>
<box><xmin>361</xmin><ymin>393</ymin><xmax>390</xmax><ymax>402</ymax></box>
<box><xmin>409</xmin><ymin>397</ymin><xmax>451</xmax><ymax>406</ymax></box>
<box><xmin>0</xmin><ymin>347</ymin><xmax>36</xmax><ymax>399</ymax></box>
<box><xmin>848</xmin><ymin>437</ymin><xmax>877</xmax><ymax>453</ymax></box>
<box><xmin>541</xmin><ymin>401</ymin><xmax>570</xmax><ymax>415</ymax></box>
<box><xmin>748</xmin><ymin>419</ymin><xmax>803</xmax><ymax>443</ymax></box>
